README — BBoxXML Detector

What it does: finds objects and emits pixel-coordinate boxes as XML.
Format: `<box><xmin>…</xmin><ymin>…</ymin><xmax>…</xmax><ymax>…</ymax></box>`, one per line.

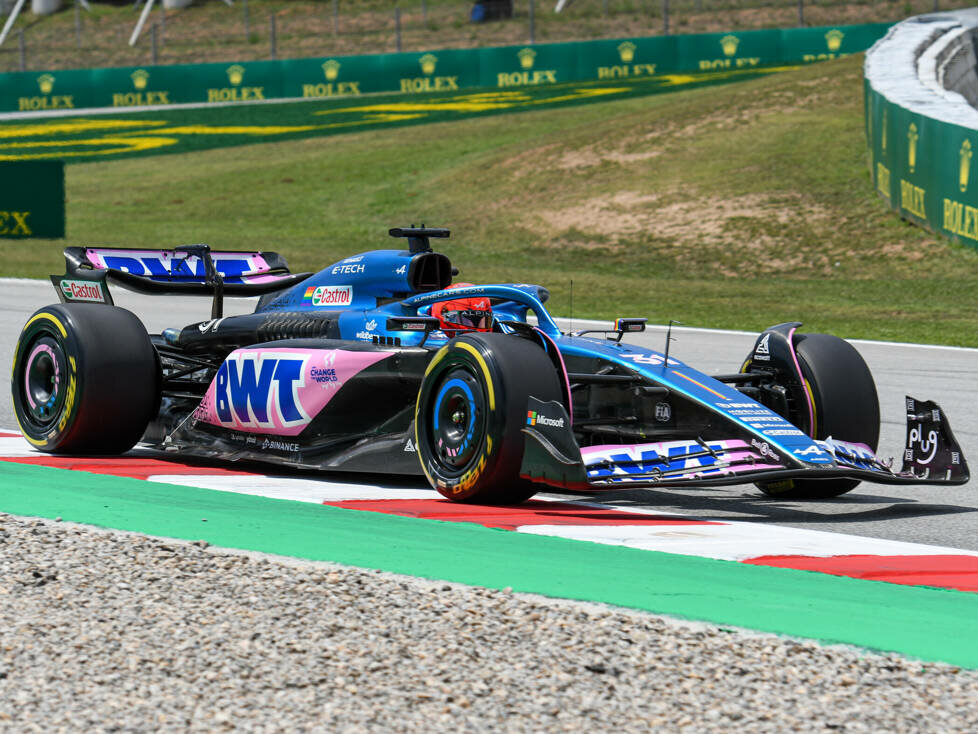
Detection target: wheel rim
<box><xmin>430</xmin><ymin>367</ymin><xmax>486</xmax><ymax>472</ymax></box>
<box><xmin>21</xmin><ymin>335</ymin><xmax>67</xmax><ymax>430</ymax></box>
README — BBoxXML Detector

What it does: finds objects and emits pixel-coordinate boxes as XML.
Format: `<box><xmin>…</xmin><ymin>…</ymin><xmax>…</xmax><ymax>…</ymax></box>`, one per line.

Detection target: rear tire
<box><xmin>415</xmin><ymin>333</ymin><xmax>562</xmax><ymax>504</ymax></box>
<box><xmin>757</xmin><ymin>333</ymin><xmax>879</xmax><ymax>500</ymax></box>
<box><xmin>12</xmin><ymin>303</ymin><xmax>160</xmax><ymax>454</ymax></box>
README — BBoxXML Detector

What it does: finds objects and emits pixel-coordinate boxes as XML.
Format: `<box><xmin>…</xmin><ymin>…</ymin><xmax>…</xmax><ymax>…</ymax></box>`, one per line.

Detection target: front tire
<box><xmin>12</xmin><ymin>303</ymin><xmax>160</xmax><ymax>454</ymax></box>
<box><xmin>757</xmin><ymin>333</ymin><xmax>880</xmax><ymax>499</ymax></box>
<box><xmin>415</xmin><ymin>333</ymin><xmax>563</xmax><ymax>504</ymax></box>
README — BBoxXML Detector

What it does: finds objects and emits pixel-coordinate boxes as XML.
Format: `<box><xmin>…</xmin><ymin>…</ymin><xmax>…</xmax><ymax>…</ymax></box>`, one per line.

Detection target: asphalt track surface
<box><xmin>3</xmin><ymin>278</ymin><xmax>976</xmax><ymax>551</ymax></box>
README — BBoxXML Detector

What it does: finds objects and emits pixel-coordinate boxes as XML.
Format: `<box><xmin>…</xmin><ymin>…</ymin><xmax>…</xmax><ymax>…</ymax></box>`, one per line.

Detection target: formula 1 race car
<box><xmin>11</xmin><ymin>227</ymin><xmax>970</xmax><ymax>504</ymax></box>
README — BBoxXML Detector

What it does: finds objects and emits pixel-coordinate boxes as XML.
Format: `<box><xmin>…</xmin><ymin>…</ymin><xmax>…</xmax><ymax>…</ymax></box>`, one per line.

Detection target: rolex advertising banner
<box><xmin>0</xmin><ymin>161</ymin><xmax>65</xmax><ymax>238</ymax></box>
<box><xmin>866</xmin><ymin>78</ymin><xmax>978</xmax><ymax>251</ymax></box>
<box><xmin>0</xmin><ymin>23</ymin><xmax>891</xmax><ymax>115</ymax></box>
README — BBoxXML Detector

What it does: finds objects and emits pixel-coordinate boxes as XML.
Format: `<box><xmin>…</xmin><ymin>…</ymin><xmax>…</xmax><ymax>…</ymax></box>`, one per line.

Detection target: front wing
<box><xmin>520</xmin><ymin>397</ymin><xmax>970</xmax><ymax>490</ymax></box>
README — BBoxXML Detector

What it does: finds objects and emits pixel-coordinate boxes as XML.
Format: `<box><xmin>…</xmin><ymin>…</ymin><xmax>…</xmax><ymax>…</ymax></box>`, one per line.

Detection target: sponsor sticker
<box><xmin>60</xmin><ymin>279</ymin><xmax>104</xmax><ymax>303</ymax></box>
<box><xmin>261</xmin><ymin>437</ymin><xmax>300</xmax><ymax>452</ymax></box>
<box><xmin>304</xmin><ymin>285</ymin><xmax>353</xmax><ymax>307</ymax></box>
<box><xmin>750</xmin><ymin>438</ymin><xmax>781</xmax><ymax>462</ymax></box>
<box><xmin>331</xmin><ymin>263</ymin><xmax>365</xmax><ymax>275</ymax></box>
<box><xmin>526</xmin><ymin>410</ymin><xmax>565</xmax><ymax>428</ymax></box>
<box><xmin>793</xmin><ymin>445</ymin><xmax>825</xmax><ymax>457</ymax></box>
<box><xmin>753</xmin><ymin>333</ymin><xmax>772</xmax><ymax>361</ymax></box>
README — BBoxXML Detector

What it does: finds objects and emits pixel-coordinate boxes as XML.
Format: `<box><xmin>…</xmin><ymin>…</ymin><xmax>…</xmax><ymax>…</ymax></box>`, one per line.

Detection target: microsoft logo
<box><xmin>526</xmin><ymin>410</ymin><xmax>564</xmax><ymax>428</ymax></box>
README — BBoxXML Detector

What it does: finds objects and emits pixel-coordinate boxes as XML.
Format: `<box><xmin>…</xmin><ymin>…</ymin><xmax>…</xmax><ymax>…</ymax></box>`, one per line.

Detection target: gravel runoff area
<box><xmin>3</xmin><ymin>514</ymin><xmax>978</xmax><ymax>732</ymax></box>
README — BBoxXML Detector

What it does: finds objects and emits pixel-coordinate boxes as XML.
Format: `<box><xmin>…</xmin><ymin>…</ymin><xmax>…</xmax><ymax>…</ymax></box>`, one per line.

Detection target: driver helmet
<box><xmin>431</xmin><ymin>283</ymin><xmax>493</xmax><ymax>337</ymax></box>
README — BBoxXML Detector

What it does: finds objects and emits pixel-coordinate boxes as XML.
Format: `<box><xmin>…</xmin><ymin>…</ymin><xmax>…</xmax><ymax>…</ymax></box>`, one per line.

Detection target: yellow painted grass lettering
<box><xmin>900</xmin><ymin>179</ymin><xmax>926</xmax><ymax>219</ymax></box>
<box><xmin>0</xmin><ymin>135</ymin><xmax>180</xmax><ymax>160</ymax></box>
<box><xmin>943</xmin><ymin>198</ymin><xmax>978</xmax><ymax>242</ymax></box>
<box><xmin>0</xmin><ymin>210</ymin><xmax>31</xmax><ymax>235</ymax></box>
<box><xmin>0</xmin><ymin>119</ymin><xmax>168</xmax><ymax>139</ymax></box>
<box><xmin>157</xmin><ymin>125</ymin><xmax>319</xmax><ymax>135</ymax></box>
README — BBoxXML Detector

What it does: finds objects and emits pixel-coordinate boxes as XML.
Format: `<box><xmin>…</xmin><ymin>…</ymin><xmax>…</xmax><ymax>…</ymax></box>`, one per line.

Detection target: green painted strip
<box><xmin>2</xmin><ymin>460</ymin><xmax>976</xmax><ymax>668</ymax></box>
<box><xmin>0</xmin><ymin>69</ymin><xmax>786</xmax><ymax>164</ymax></box>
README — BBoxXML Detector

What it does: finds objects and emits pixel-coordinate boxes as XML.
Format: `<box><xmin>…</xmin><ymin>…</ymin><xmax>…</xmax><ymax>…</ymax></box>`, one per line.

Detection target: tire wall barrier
<box><xmin>1</xmin><ymin>22</ymin><xmax>891</xmax><ymax>115</ymax></box>
<box><xmin>865</xmin><ymin>11</ymin><xmax>978</xmax><ymax>250</ymax></box>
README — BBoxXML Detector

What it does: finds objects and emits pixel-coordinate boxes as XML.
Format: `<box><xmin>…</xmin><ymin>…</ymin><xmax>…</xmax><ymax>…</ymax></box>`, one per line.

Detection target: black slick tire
<box><xmin>758</xmin><ymin>333</ymin><xmax>880</xmax><ymax>500</ymax></box>
<box><xmin>11</xmin><ymin>303</ymin><xmax>160</xmax><ymax>454</ymax></box>
<box><xmin>415</xmin><ymin>332</ymin><xmax>562</xmax><ymax>504</ymax></box>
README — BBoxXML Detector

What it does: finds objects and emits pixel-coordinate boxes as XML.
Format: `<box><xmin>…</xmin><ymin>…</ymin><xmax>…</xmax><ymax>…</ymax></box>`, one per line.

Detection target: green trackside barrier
<box><xmin>866</xmin><ymin>79</ymin><xmax>978</xmax><ymax>252</ymax></box>
<box><xmin>0</xmin><ymin>161</ymin><xmax>64</xmax><ymax>238</ymax></box>
<box><xmin>3</xmin><ymin>22</ymin><xmax>891</xmax><ymax>115</ymax></box>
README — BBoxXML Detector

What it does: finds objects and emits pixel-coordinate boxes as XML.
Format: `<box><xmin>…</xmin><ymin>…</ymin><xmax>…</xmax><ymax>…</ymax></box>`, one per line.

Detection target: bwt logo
<box><xmin>214</xmin><ymin>352</ymin><xmax>311</xmax><ymax>429</ymax></box>
<box><xmin>526</xmin><ymin>410</ymin><xmax>564</xmax><ymax>428</ymax></box>
<box><xmin>100</xmin><ymin>254</ymin><xmax>254</xmax><ymax>283</ymax></box>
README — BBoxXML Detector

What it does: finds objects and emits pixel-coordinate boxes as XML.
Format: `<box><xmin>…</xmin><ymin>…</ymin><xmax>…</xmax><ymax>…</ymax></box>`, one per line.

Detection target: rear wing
<box><xmin>52</xmin><ymin>245</ymin><xmax>312</xmax><ymax>316</ymax></box>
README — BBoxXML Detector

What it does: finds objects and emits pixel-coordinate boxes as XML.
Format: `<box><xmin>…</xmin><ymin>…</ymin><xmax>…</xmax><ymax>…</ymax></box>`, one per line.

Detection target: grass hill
<box><xmin>7</xmin><ymin>53</ymin><xmax>978</xmax><ymax>345</ymax></box>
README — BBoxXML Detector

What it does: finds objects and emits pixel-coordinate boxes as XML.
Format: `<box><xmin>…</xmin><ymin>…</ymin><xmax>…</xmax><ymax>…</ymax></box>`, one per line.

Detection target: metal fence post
<box><xmin>151</xmin><ymin>23</ymin><xmax>158</xmax><ymax>63</ymax></box>
<box><xmin>74</xmin><ymin>0</ymin><xmax>81</xmax><ymax>48</ymax></box>
<box><xmin>529</xmin><ymin>0</ymin><xmax>535</xmax><ymax>44</ymax></box>
<box><xmin>270</xmin><ymin>13</ymin><xmax>276</xmax><ymax>59</ymax></box>
<box><xmin>243</xmin><ymin>0</ymin><xmax>249</xmax><ymax>39</ymax></box>
<box><xmin>662</xmin><ymin>0</ymin><xmax>669</xmax><ymax>34</ymax></box>
<box><xmin>332</xmin><ymin>0</ymin><xmax>338</xmax><ymax>35</ymax></box>
<box><xmin>797</xmin><ymin>0</ymin><xmax>803</xmax><ymax>26</ymax></box>
<box><xmin>394</xmin><ymin>6</ymin><xmax>401</xmax><ymax>52</ymax></box>
<box><xmin>159</xmin><ymin>1</ymin><xmax>165</xmax><ymax>43</ymax></box>
<box><xmin>421</xmin><ymin>0</ymin><xmax>427</xmax><ymax>26</ymax></box>
<box><xmin>602</xmin><ymin>0</ymin><xmax>608</xmax><ymax>17</ymax></box>
<box><xmin>18</xmin><ymin>28</ymin><xmax>25</xmax><ymax>71</ymax></box>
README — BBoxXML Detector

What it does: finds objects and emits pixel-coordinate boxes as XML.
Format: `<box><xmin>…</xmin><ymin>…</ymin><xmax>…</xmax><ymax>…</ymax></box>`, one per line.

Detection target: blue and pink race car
<box><xmin>11</xmin><ymin>227</ymin><xmax>969</xmax><ymax>504</ymax></box>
